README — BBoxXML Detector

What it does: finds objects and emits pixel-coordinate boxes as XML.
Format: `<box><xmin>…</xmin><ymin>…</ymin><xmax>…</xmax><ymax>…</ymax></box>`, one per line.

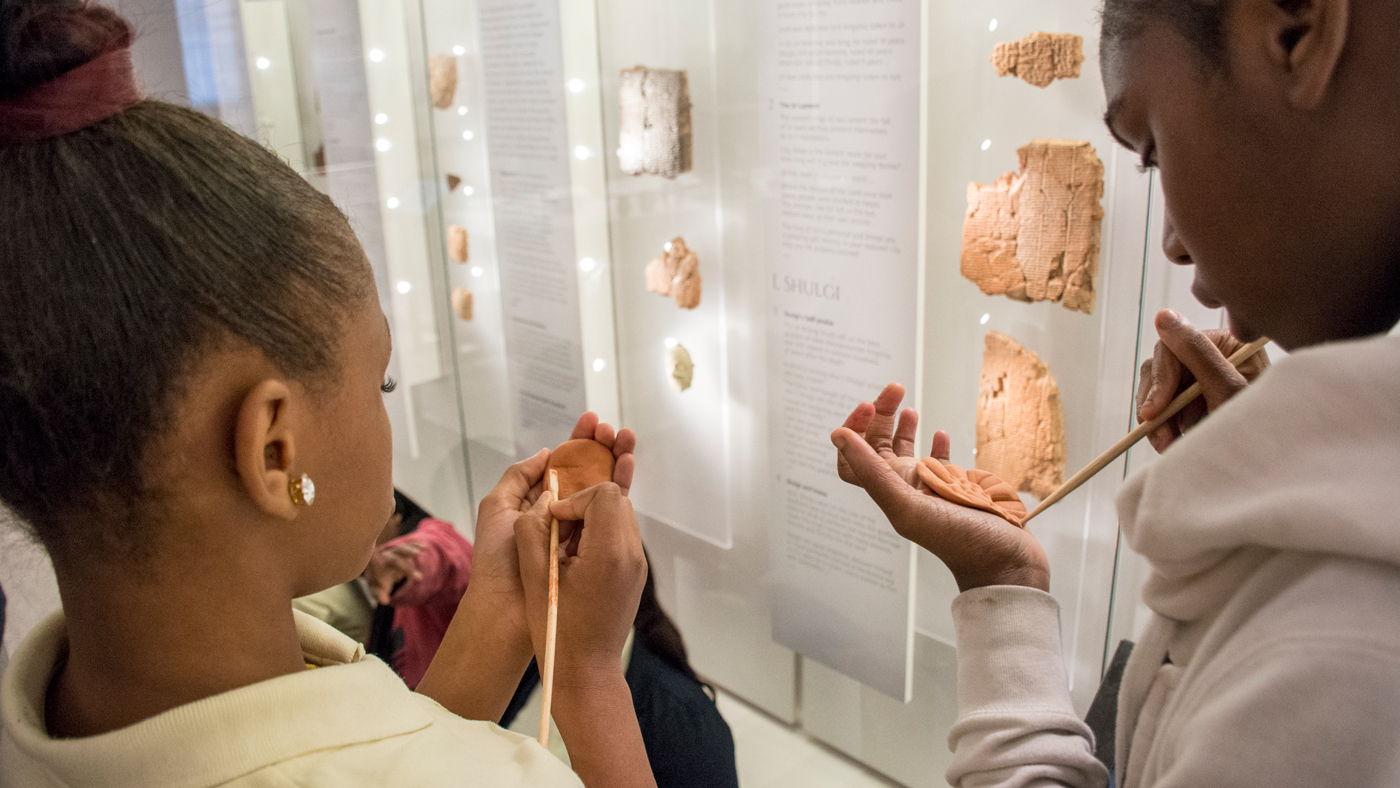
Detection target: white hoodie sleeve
<box><xmin>946</xmin><ymin>586</ymin><xmax>1110</xmax><ymax>788</ymax></box>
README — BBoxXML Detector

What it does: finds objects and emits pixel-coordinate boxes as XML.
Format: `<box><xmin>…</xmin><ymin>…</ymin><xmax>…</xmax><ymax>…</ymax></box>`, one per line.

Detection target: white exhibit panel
<box><xmin>595</xmin><ymin>1</ymin><xmax>735</xmax><ymax>549</ymax></box>
<box><xmin>761</xmin><ymin>0</ymin><xmax>924</xmax><ymax>702</ymax></box>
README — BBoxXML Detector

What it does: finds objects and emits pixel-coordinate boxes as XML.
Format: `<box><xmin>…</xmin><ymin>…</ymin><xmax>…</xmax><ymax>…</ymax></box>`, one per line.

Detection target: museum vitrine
<box><xmin>152</xmin><ymin>0</ymin><xmax>1221</xmax><ymax>783</ymax></box>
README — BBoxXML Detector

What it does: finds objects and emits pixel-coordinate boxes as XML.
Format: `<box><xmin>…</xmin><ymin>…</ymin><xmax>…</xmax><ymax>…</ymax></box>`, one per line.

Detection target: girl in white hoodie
<box><xmin>832</xmin><ymin>0</ymin><xmax>1400</xmax><ymax>786</ymax></box>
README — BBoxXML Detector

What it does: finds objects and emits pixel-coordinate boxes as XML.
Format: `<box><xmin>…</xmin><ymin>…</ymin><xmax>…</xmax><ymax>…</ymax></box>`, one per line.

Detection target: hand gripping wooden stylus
<box><xmin>539</xmin><ymin>470</ymin><xmax>561</xmax><ymax>747</ymax></box>
<box><xmin>1020</xmin><ymin>337</ymin><xmax>1271</xmax><ymax>525</ymax></box>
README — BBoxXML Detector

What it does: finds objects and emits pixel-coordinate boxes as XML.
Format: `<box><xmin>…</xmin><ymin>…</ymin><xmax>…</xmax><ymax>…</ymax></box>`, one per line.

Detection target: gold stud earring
<box><xmin>289</xmin><ymin>473</ymin><xmax>316</xmax><ymax>507</ymax></box>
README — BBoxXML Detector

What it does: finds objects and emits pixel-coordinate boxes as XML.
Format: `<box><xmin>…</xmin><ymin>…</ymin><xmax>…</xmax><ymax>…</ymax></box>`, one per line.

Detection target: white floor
<box><xmin>716</xmin><ymin>690</ymin><xmax>905</xmax><ymax>788</ymax></box>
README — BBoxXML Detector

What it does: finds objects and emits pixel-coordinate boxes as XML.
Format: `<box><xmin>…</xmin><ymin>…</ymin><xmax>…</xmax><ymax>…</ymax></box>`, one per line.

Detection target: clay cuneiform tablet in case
<box><xmin>644</xmin><ymin>237</ymin><xmax>701</xmax><ymax>309</ymax></box>
<box><xmin>545</xmin><ymin>439</ymin><xmax>616</xmax><ymax>498</ymax></box>
<box><xmin>666</xmin><ymin>343</ymin><xmax>693</xmax><ymax>391</ymax></box>
<box><xmin>446</xmin><ymin>174</ymin><xmax>462</xmax><ymax>192</ymax></box>
<box><xmin>618</xmin><ymin>67</ymin><xmax>692</xmax><ymax>178</ymax></box>
<box><xmin>448</xmin><ymin>225</ymin><xmax>469</xmax><ymax>263</ymax></box>
<box><xmin>451</xmin><ymin>287</ymin><xmax>473</xmax><ymax>321</ymax></box>
<box><xmin>991</xmin><ymin>32</ymin><xmax>1084</xmax><ymax>88</ymax></box>
<box><xmin>977</xmin><ymin>331</ymin><xmax>1066</xmax><ymax>501</ymax></box>
<box><xmin>961</xmin><ymin>139</ymin><xmax>1104</xmax><ymax>314</ymax></box>
<box><xmin>429</xmin><ymin>55</ymin><xmax>457</xmax><ymax>109</ymax></box>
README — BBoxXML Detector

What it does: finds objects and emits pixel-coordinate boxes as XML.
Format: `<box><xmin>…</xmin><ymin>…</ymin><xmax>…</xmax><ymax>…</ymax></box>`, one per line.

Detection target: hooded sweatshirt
<box><xmin>945</xmin><ymin>332</ymin><xmax>1400</xmax><ymax>788</ymax></box>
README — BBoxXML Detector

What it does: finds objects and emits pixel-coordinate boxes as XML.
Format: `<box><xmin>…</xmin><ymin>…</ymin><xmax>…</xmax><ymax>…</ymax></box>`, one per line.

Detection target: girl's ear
<box><xmin>1243</xmin><ymin>0</ymin><xmax>1349</xmax><ymax>110</ymax></box>
<box><xmin>234</xmin><ymin>379</ymin><xmax>300</xmax><ymax>520</ymax></box>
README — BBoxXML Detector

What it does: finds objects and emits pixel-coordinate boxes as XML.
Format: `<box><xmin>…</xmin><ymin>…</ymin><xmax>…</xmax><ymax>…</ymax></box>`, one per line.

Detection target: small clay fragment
<box><xmin>991</xmin><ymin>32</ymin><xmax>1084</xmax><ymax>88</ymax></box>
<box><xmin>446</xmin><ymin>174</ymin><xmax>462</xmax><ymax>192</ymax></box>
<box><xmin>961</xmin><ymin>139</ymin><xmax>1103</xmax><ymax>314</ymax></box>
<box><xmin>451</xmin><ymin>287</ymin><xmax>473</xmax><ymax>321</ymax></box>
<box><xmin>618</xmin><ymin>66</ymin><xmax>692</xmax><ymax>178</ymax></box>
<box><xmin>644</xmin><ymin>237</ymin><xmax>701</xmax><ymax>309</ymax></box>
<box><xmin>429</xmin><ymin>55</ymin><xmax>457</xmax><ymax>109</ymax></box>
<box><xmin>666</xmin><ymin>343</ymin><xmax>693</xmax><ymax>391</ymax></box>
<box><xmin>448</xmin><ymin>225</ymin><xmax>469</xmax><ymax>263</ymax></box>
<box><xmin>914</xmin><ymin>459</ymin><xmax>1027</xmax><ymax>527</ymax></box>
<box><xmin>977</xmin><ymin>332</ymin><xmax>1066</xmax><ymax>500</ymax></box>
<box><xmin>545</xmin><ymin>439</ymin><xmax>616</xmax><ymax>498</ymax></box>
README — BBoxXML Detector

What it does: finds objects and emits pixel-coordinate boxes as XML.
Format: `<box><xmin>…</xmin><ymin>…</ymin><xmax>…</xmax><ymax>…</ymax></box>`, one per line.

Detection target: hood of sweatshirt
<box><xmin>1116</xmin><ymin>332</ymin><xmax>1400</xmax><ymax>625</ymax></box>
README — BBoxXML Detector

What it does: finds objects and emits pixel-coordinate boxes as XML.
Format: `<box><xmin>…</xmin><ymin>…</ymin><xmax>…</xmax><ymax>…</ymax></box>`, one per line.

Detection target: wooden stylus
<box><xmin>1020</xmin><ymin>336</ymin><xmax>1271</xmax><ymax>525</ymax></box>
<box><xmin>539</xmin><ymin>469</ymin><xmax>561</xmax><ymax>747</ymax></box>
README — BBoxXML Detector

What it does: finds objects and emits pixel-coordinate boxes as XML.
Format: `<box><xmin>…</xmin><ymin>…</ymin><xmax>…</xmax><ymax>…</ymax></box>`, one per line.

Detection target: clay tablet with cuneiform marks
<box><xmin>451</xmin><ymin>287</ymin><xmax>473</xmax><ymax>321</ymax></box>
<box><xmin>961</xmin><ymin>139</ymin><xmax>1103</xmax><ymax>314</ymax></box>
<box><xmin>977</xmin><ymin>331</ymin><xmax>1066</xmax><ymax>501</ymax></box>
<box><xmin>618</xmin><ymin>66</ymin><xmax>692</xmax><ymax>178</ymax></box>
<box><xmin>448</xmin><ymin>225</ymin><xmax>469</xmax><ymax>263</ymax></box>
<box><xmin>546</xmin><ymin>439</ymin><xmax>616</xmax><ymax>498</ymax></box>
<box><xmin>644</xmin><ymin>237</ymin><xmax>701</xmax><ymax>309</ymax></box>
<box><xmin>428</xmin><ymin>55</ymin><xmax>457</xmax><ymax>110</ymax></box>
<box><xmin>991</xmin><ymin>32</ymin><xmax>1084</xmax><ymax>88</ymax></box>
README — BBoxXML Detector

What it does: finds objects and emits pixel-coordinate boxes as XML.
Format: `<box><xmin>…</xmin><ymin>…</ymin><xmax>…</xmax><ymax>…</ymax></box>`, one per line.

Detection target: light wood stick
<box><xmin>539</xmin><ymin>469</ymin><xmax>561</xmax><ymax>747</ymax></box>
<box><xmin>1020</xmin><ymin>337</ymin><xmax>1271</xmax><ymax>525</ymax></box>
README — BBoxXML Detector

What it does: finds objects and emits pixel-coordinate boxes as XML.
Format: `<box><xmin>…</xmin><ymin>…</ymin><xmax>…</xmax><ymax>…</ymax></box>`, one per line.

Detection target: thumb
<box><xmin>513</xmin><ymin>491</ymin><xmax>555</xmax><ymax>589</ymax></box>
<box><xmin>1155</xmin><ymin>310</ymin><xmax>1248</xmax><ymax>410</ymax></box>
<box><xmin>831</xmin><ymin>428</ymin><xmax>916</xmax><ymax>522</ymax></box>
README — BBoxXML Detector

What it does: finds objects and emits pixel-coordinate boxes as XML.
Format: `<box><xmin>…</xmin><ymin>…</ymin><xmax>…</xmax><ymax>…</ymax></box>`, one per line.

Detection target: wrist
<box><xmin>459</xmin><ymin>585</ymin><xmax>533</xmax><ymax>661</ymax></box>
<box><xmin>549</xmin><ymin>662</ymin><xmax>630</xmax><ymax>724</ymax></box>
<box><xmin>955</xmin><ymin>563</ymin><xmax>1050</xmax><ymax>593</ymax></box>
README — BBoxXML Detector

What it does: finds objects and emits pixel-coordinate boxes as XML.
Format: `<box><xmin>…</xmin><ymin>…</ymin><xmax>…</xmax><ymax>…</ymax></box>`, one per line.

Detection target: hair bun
<box><xmin>0</xmin><ymin>0</ymin><xmax>132</xmax><ymax>99</ymax></box>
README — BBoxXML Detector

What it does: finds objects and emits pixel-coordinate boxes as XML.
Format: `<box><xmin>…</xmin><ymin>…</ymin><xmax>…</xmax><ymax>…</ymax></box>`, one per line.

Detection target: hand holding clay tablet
<box><xmin>545</xmin><ymin>439</ymin><xmax>617</xmax><ymax>498</ymax></box>
<box><xmin>914</xmin><ymin>459</ymin><xmax>1027</xmax><ymax>527</ymax></box>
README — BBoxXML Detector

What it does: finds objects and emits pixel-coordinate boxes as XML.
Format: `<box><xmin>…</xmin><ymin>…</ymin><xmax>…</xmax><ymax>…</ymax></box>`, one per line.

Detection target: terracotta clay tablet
<box><xmin>644</xmin><ymin>237</ymin><xmax>701</xmax><ymax>309</ymax></box>
<box><xmin>545</xmin><ymin>439</ymin><xmax>616</xmax><ymax>498</ymax></box>
<box><xmin>990</xmin><ymin>32</ymin><xmax>1084</xmax><ymax>88</ymax></box>
<box><xmin>914</xmin><ymin>458</ymin><xmax>1027</xmax><ymax>527</ymax></box>
<box><xmin>977</xmin><ymin>331</ymin><xmax>1066</xmax><ymax>500</ymax></box>
<box><xmin>961</xmin><ymin>139</ymin><xmax>1103</xmax><ymax>314</ymax></box>
<box><xmin>666</xmin><ymin>343</ymin><xmax>693</xmax><ymax>391</ymax></box>
<box><xmin>448</xmin><ymin>225</ymin><xmax>469</xmax><ymax>262</ymax></box>
<box><xmin>451</xmin><ymin>287</ymin><xmax>473</xmax><ymax>321</ymax></box>
<box><xmin>429</xmin><ymin>55</ymin><xmax>457</xmax><ymax>109</ymax></box>
<box><xmin>446</xmin><ymin>174</ymin><xmax>462</xmax><ymax>192</ymax></box>
<box><xmin>618</xmin><ymin>66</ymin><xmax>693</xmax><ymax>178</ymax></box>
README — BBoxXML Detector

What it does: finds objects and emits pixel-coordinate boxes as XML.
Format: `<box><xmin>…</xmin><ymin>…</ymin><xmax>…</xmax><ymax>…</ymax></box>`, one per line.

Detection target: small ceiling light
<box><xmin>375</xmin><ymin>138</ymin><xmax>391</xmax><ymax>152</ymax></box>
<box><xmin>462</xmin><ymin>186</ymin><xmax>475</xmax><ymax>196</ymax></box>
<box><xmin>375</xmin><ymin>112</ymin><xmax>388</xmax><ymax>125</ymax></box>
<box><xmin>980</xmin><ymin>313</ymin><xmax>990</xmax><ymax>325</ymax></box>
<box><xmin>574</xmin><ymin>145</ymin><xmax>592</xmax><ymax>160</ymax></box>
<box><xmin>396</xmin><ymin>281</ymin><xmax>411</xmax><ymax>294</ymax></box>
<box><xmin>369</xmin><ymin>49</ymin><xmax>385</xmax><ymax>62</ymax></box>
<box><xmin>457</xmin><ymin>106</ymin><xmax>468</xmax><ymax>116</ymax></box>
<box><xmin>568</xmin><ymin>78</ymin><xmax>585</xmax><ymax>93</ymax></box>
<box><xmin>592</xmin><ymin>358</ymin><xmax>606</xmax><ymax>372</ymax></box>
<box><xmin>988</xmin><ymin>18</ymin><xmax>998</xmax><ymax>32</ymax></box>
<box><xmin>255</xmin><ymin>57</ymin><xmax>271</xmax><ymax>70</ymax></box>
<box><xmin>386</xmin><ymin>197</ymin><xmax>399</xmax><ymax>209</ymax></box>
<box><xmin>579</xmin><ymin>257</ymin><xmax>597</xmax><ymax>272</ymax></box>
<box><xmin>462</xmin><ymin>130</ymin><xmax>474</xmax><ymax>141</ymax></box>
<box><xmin>452</xmin><ymin>45</ymin><xmax>465</xmax><ymax>56</ymax></box>
<box><xmin>471</xmin><ymin>266</ymin><xmax>484</xmax><ymax>277</ymax></box>
<box><xmin>665</xmin><ymin>337</ymin><xmax>678</xmax><ymax>348</ymax></box>
<box><xmin>981</xmin><ymin>138</ymin><xmax>991</xmax><ymax>151</ymax></box>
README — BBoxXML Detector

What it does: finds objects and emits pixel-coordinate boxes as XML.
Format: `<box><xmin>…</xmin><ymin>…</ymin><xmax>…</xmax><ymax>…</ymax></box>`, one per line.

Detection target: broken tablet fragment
<box><xmin>451</xmin><ymin>287</ymin><xmax>473</xmax><ymax>321</ymax></box>
<box><xmin>977</xmin><ymin>332</ymin><xmax>1066</xmax><ymax>501</ymax></box>
<box><xmin>991</xmin><ymin>32</ymin><xmax>1084</xmax><ymax>88</ymax></box>
<box><xmin>644</xmin><ymin>237</ymin><xmax>702</xmax><ymax>310</ymax></box>
<box><xmin>961</xmin><ymin>139</ymin><xmax>1103</xmax><ymax>314</ymax></box>
<box><xmin>448</xmin><ymin>225</ymin><xmax>469</xmax><ymax>263</ymax></box>
<box><xmin>618</xmin><ymin>66</ymin><xmax>692</xmax><ymax>178</ymax></box>
<box><xmin>666</xmin><ymin>343</ymin><xmax>693</xmax><ymax>392</ymax></box>
<box><xmin>429</xmin><ymin>55</ymin><xmax>457</xmax><ymax>109</ymax></box>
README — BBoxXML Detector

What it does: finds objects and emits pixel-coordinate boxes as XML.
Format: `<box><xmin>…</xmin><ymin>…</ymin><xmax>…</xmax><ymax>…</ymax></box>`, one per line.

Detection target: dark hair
<box><xmin>1101</xmin><ymin>0</ymin><xmax>1232</xmax><ymax>71</ymax></box>
<box><xmin>0</xmin><ymin>0</ymin><xmax>373</xmax><ymax>557</ymax></box>
<box><xmin>392</xmin><ymin>488</ymin><xmax>432</xmax><ymax>535</ymax></box>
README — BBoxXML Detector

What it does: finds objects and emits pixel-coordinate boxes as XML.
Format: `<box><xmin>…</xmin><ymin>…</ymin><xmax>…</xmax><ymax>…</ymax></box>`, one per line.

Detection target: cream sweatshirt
<box><xmin>946</xmin><ymin>333</ymin><xmax>1400</xmax><ymax>788</ymax></box>
<box><xmin>0</xmin><ymin>610</ymin><xmax>583</xmax><ymax>787</ymax></box>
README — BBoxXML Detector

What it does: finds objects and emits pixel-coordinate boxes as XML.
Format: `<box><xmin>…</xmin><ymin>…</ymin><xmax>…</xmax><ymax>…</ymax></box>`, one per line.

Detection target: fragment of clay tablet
<box><xmin>429</xmin><ymin>55</ymin><xmax>458</xmax><ymax>109</ymax></box>
<box><xmin>976</xmin><ymin>332</ymin><xmax>1066</xmax><ymax>500</ymax></box>
<box><xmin>914</xmin><ymin>458</ymin><xmax>1027</xmax><ymax>527</ymax></box>
<box><xmin>644</xmin><ymin>237</ymin><xmax>701</xmax><ymax>309</ymax></box>
<box><xmin>960</xmin><ymin>139</ymin><xmax>1103</xmax><ymax>314</ymax></box>
<box><xmin>545</xmin><ymin>439</ymin><xmax>616</xmax><ymax>498</ymax></box>
<box><xmin>990</xmin><ymin>32</ymin><xmax>1084</xmax><ymax>88</ymax></box>
<box><xmin>451</xmin><ymin>287</ymin><xmax>473</xmax><ymax>321</ymax></box>
<box><xmin>446</xmin><ymin>174</ymin><xmax>462</xmax><ymax>192</ymax></box>
<box><xmin>666</xmin><ymin>343</ymin><xmax>693</xmax><ymax>391</ymax></box>
<box><xmin>448</xmin><ymin>225</ymin><xmax>469</xmax><ymax>263</ymax></box>
<box><xmin>645</xmin><ymin>249</ymin><xmax>677</xmax><ymax>296</ymax></box>
<box><xmin>618</xmin><ymin>66</ymin><xmax>692</xmax><ymax>178</ymax></box>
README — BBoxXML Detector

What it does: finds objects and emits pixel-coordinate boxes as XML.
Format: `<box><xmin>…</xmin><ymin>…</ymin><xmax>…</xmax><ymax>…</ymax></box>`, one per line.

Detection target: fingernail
<box><xmin>1158</xmin><ymin>309</ymin><xmax>1188</xmax><ymax>328</ymax></box>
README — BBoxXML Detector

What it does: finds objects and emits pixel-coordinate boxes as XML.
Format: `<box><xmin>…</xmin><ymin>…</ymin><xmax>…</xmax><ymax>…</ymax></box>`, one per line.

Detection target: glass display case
<box><xmin>0</xmin><ymin>0</ymin><xmax>1245</xmax><ymax>784</ymax></box>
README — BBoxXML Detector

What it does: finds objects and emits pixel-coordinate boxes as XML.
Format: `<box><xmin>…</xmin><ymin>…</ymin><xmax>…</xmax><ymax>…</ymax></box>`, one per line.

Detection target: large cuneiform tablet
<box><xmin>991</xmin><ymin>32</ymin><xmax>1084</xmax><ymax>88</ymax></box>
<box><xmin>961</xmin><ymin>139</ymin><xmax>1104</xmax><ymax>314</ymax></box>
<box><xmin>644</xmin><ymin>237</ymin><xmax>702</xmax><ymax>309</ymax></box>
<box><xmin>429</xmin><ymin>55</ymin><xmax>457</xmax><ymax>109</ymax></box>
<box><xmin>618</xmin><ymin>66</ymin><xmax>692</xmax><ymax>178</ymax></box>
<box><xmin>977</xmin><ymin>332</ymin><xmax>1066</xmax><ymax>501</ymax></box>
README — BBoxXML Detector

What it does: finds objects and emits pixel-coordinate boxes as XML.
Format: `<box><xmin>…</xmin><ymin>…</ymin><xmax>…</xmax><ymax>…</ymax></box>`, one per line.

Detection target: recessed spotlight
<box><xmin>579</xmin><ymin>257</ymin><xmax>597</xmax><ymax>272</ymax></box>
<box><xmin>574</xmin><ymin>145</ymin><xmax>592</xmax><ymax>160</ymax></box>
<box><xmin>471</xmin><ymin>266</ymin><xmax>484</xmax><ymax>278</ymax></box>
<box><xmin>981</xmin><ymin>139</ymin><xmax>991</xmax><ymax>151</ymax></box>
<box><xmin>462</xmin><ymin>186</ymin><xmax>475</xmax><ymax>196</ymax></box>
<box><xmin>980</xmin><ymin>313</ymin><xmax>990</xmax><ymax>325</ymax></box>
<box><xmin>375</xmin><ymin>113</ymin><xmax>388</xmax><ymax>125</ymax></box>
<box><xmin>568</xmin><ymin>78</ymin><xmax>585</xmax><ymax>93</ymax></box>
<box><xmin>988</xmin><ymin>18</ymin><xmax>998</xmax><ymax>32</ymax></box>
<box><xmin>396</xmin><ymin>280</ymin><xmax>411</xmax><ymax>294</ymax></box>
<box><xmin>457</xmin><ymin>106</ymin><xmax>468</xmax><ymax>116</ymax></box>
<box><xmin>665</xmin><ymin>337</ymin><xmax>678</xmax><ymax>348</ymax></box>
<box><xmin>386</xmin><ymin>197</ymin><xmax>399</xmax><ymax>209</ymax></box>
<box><xmin>369</xmin><ymin>49</ymin><xmax>385</xmax><ymax>62</ymax></box>
<box><xmin>592</xmin><ymin>358</ymin><xmax>606</xmax><ymax>372</ymax></box>
<box><xmin>452</xmin><ymin>45</ymin><xmax>465</xmax><ymax>56</ymax></box>
<box><xmin>255</xmin><ymin>57</ymin><xmax>270</xmax><ymax>70</ymax></box>
<box><xmin>462</xmin><ymin>130</ymin><xmax>474</xmax><ymax>141</ymax></box>
<box><xmin>375</xmin><ymin>138</ymin><xmax>391</xmax><ymax>152</ymax></box>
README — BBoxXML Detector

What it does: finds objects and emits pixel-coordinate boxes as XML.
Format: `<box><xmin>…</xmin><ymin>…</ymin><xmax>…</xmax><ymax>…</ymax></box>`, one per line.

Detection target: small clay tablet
<box><xmin>545</xmin><ymin>439</ymin><xmax>616</xmax><ymax>498</ymax></box>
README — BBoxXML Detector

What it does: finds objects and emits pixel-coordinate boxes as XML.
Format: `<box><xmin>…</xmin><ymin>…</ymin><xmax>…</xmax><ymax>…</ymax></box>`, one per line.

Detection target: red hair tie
<box><xmin>0</xmin><ymin>46</ymin><xmax>142</xmax><ymax>144</ymax></box>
